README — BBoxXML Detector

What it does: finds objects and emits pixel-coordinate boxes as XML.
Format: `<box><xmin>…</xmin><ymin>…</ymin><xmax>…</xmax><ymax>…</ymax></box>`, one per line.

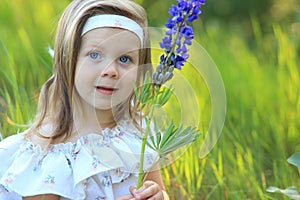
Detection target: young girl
<box><xmin>0</xmin><ymin>0</ymin><xmax>169</xmax><ymax>199</ymax></box>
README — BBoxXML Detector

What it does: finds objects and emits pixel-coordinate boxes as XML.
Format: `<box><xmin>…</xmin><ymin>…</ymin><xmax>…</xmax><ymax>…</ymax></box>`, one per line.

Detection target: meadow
<box><xmin>0</xmin><ymin>0</ymin><xmax>299</xmax><ymax>199</ymax></box>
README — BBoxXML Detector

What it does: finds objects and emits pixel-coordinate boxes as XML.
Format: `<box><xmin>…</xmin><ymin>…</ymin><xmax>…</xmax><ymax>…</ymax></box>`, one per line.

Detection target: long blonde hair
<box><xmin>28</xmin><ymin>0</ymin><xmax>152</xmax><ymax>143</ymax></box>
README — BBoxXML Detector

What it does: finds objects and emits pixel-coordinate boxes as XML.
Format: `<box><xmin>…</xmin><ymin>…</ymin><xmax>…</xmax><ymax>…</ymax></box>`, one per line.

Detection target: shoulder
<box><xmin>0</xmin><ymin>120</ymin><xmax>158</xmax><ymax>199</ymax></box>
<box><xmin>0</xmin><ymin>129</ymin><xmax>85</xmax><ymax>199</ymax></box>
<box><xmin>0</xmin><ymin>131</ymin><xmax>27</xmax><ymax>157</ymax></box>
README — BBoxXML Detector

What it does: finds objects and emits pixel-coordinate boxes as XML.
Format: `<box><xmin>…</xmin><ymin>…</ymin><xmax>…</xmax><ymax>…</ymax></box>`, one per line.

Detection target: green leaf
<box><xmin>287</xmin><ymin>152</ymin><xmax>300</xmax><ymax>169</ymax></box>
<box><xmin>156</xmin><ymin>130</ymin><xmax>162</xmax><ymax>148</ymax></box>
<box><xmin>267</xmin><ymin>186</ymin><xmax>300</xmax><ymax>200</ymax></box>
<box><xmin>140</xmin><ymin>83</ymin><xmax>153</xmax><ymax>104</ymax></box>
<box><xmin>146</xmin><ymin>137</ymin><xmax>156</xmax><ymax>150</ymax></box>
<box><xmin>159</xmin><ymin>122</ymin><xmax>176</xmax><ymax>148</ymax></box>
<box><xmin>147</xmin><ymin>122</ymin><xmax>200</xmax><ymax>157</ymax></box>
<box><xmin>133</xmin><ymin>81</ymin><xmax>140</xmax><ymax>102</ymax></box>
<box><xmin>161</xmin><ymin>125</ymin><xmax>190</xmax><ymax>148</ymax></box>
<box><xmin>156</xmin><ymin>86</ymin><xmax>173</xmax><ymax>106</ymax></box>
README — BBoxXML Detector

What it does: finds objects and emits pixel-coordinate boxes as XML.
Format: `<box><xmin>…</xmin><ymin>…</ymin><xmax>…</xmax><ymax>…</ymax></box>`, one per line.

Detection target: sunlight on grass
<box><xmin>0</xmin><ymin>1</ymin><xmax>299</xmax><ymax>200</ymax></box>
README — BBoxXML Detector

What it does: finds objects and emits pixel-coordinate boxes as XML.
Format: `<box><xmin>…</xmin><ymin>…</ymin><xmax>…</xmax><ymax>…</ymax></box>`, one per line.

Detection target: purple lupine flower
<box><xmin>153</xmin><ymin>0</ymin><xmax>205</xmax><ymax>86</ymax></box>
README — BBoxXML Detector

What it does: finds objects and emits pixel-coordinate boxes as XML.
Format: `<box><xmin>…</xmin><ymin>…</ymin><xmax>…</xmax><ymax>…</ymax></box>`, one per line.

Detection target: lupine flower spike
<box><xmin>135</xmin><ymin>0</ymin><xmax>205</xmax><ymax>189</ymax></box>
<box><xmin>152</xmin><ymin>0</ymin><xmax>205</xmax><ymax>86</ymax></box>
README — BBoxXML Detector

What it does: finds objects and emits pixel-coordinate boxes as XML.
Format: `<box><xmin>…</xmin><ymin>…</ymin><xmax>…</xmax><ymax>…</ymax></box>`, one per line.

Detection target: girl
<box><xmin>0</xmin><ymin>0</ymin><xmax>169</xmax><ymax>199</ymax></box>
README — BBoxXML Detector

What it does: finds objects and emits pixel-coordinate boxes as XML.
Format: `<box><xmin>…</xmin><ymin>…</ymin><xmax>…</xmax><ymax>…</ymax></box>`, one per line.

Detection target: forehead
<box><xmin>81</xmin><ymin>27</ymin><xmax>141</xmax><ymax>51</ymax></box>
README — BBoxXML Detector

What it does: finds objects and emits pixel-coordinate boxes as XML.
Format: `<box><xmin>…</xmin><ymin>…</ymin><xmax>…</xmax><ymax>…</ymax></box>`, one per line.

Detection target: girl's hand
<box><xmin>129</xmin><ymin>180</ymin><xmax>164</xmax><ymax>200</ymax></box>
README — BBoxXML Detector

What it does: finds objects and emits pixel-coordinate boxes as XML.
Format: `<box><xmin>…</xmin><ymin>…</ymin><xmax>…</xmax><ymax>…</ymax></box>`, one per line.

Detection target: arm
<box><xmin>23</xmin><ymin>194</ymin><xmax>60</xmax><ymax>200</ymax></box>
<box><xmin>130</xmin><ymin>164</ymin><xmax>170</xmax><ymax>200</ymax></box>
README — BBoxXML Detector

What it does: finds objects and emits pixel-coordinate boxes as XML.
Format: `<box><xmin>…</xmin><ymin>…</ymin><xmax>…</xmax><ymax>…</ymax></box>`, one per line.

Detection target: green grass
<box><xmin>1</xmin><ymin>1</ymin><xmax>300</xmax><ymax>199</ymax></box>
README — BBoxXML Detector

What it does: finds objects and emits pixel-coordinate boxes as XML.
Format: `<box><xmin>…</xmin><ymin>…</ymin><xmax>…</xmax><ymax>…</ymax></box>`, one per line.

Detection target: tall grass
<box><xmin>0</xmin><ymin>0</ymin><xmax>69</xmax><ymax>136</ymax></box>
<box><xmin>161</xmin><ymin>16</ymin><xmax>300</xmax><ymax>199</ymax></box>
<box><xmin>0</xmin><ymin>1</ymin><xmax>299</xmax><ymax>199</ymax></box>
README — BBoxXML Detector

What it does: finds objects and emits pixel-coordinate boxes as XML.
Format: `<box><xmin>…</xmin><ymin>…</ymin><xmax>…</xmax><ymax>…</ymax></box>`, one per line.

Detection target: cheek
<box><xmin>74</xmin><ymin>70</ymin><xmax>84</xmax><ymax>90</ymax></box>
<box><xmin>122</xmin><ymin>67</ymin><xmax>138</xmax><ymax>83</ymax></box>
<box><xmin>115</xmin><ymin>68</ymin><xmax>137</xmax><ymax>96</ymax></box>
<box><xmin>74</xmin><ymin>65</ymin><xmax>95</xmax><ymax>92</ymax></box>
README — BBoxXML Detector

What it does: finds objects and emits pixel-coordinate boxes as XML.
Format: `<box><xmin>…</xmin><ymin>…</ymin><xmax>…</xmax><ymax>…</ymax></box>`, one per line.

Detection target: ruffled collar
<box><xmin>0</xmin><ymin>118</ymin><xmax>158</xmax><ymax>199</ymax></box>
<box><xmin>25</xmin><ymin>119</ymin><xmax>141</xmax><ymax>152</ymax></box>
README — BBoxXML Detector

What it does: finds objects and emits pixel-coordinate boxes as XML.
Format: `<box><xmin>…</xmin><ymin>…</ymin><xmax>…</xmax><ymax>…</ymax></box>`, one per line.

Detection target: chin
<box><xmin>93</xmin><ymin>105</ymin><xmax>113</xmax><ymax>111</ymax></box>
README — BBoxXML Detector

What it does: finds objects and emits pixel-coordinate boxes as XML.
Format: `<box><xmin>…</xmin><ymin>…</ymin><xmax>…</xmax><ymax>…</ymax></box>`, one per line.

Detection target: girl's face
<box><xmin>74</xmin><ymin>27</ymin><xmax>140</xmax><ymax>111</ymax></box>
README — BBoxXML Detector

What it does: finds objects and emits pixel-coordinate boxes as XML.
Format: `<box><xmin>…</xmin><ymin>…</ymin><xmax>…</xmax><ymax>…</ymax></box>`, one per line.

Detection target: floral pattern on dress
<box><xmin>33</xmin><ymin>158</ymin><xmax>43</xmax><ymax>172</ymax></box>
<box><xmin>0</xmin><ymin>119</ymin><xmax>158</xmax><ymax>199</ymax></box>
<box><xmin>42</xmin><ymin>175</ymin><xmax>55</xmax><ymax>188</ymax></box>
<box><xmin>83</xmin><ymin>136</ymin><xmax>90</xmax><ymax>145</ymax></box>
<box><xmin>101</xmin><ymin>174</ymin><xmax>111</xmax><ymax>188</ymax></box>
<box><xmin>70</xmin><ymin>143</ymin><xmax>80</xmax><ymax>161</ymax></box>
<box><xmin>91</xmin><ymin>156</ymin><xmax>102</xmax><ymax>170</ymax></box>
<box><xmin>3</xmin><ymin>172</ymin><xmax>16</xmax><ymax>185</ymax></box>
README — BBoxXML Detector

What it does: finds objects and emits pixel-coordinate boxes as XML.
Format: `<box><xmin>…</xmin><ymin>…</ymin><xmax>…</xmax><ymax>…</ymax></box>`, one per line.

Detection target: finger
<box><xmin>147</xmin><ymin>191</ymin><xmax>164</xmax><ymax>200</ymax></box>
<box><xmin>146</xmin><ymin>189</ymin><xmax>164</xmax><ymax>200</ymax></box>
<box><xmin>141</xmin><ymin>180</ymin><xmax>155</xmax><ymax>188</ymax></box>
<box><xmin>135</xmin><ymin>180</ymin><xmax>154</xmax><ymax>193</ymax></box>
<box><xmin>129</xmin><ymin>185</ymin><xmax>137</xmax><ymax>195</ymax></box>
<box><xmin>136</xmin><ymin>184</ymin><xmax>160</xmax><ymax>199</ymax></box>
<box><xmin>130</xmin><ymin>185</ymin><xmax>145</xmax><ymax>200</ymax></box>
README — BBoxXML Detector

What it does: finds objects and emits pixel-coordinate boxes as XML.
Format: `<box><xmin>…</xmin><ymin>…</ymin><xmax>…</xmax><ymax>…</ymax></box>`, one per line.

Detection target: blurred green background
<box><xmin>0</xmin><ymin>0</ymin><xmax>300</xmax><ymax>199</ymax></box>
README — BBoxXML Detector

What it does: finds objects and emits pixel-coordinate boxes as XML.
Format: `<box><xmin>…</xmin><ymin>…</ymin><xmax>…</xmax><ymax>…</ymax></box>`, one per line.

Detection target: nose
<box><xmin>100</xmin><ymin>60</ymin><xmax>119</xmax><ymax>79</ymax></box>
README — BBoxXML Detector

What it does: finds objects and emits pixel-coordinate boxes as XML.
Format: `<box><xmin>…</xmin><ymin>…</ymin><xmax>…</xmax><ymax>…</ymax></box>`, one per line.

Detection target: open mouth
<box><xmin>95</xmin><ymin>86</ymin><xmax>118</xmax><ymax>95</ymax></box>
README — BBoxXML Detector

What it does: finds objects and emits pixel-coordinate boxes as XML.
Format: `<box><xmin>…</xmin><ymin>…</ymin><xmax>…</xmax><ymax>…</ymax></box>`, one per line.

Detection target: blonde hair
<box><xmin>28</xmin><ymin>0</ymin><xmax>152</xmax><ymax>143</ymax></box>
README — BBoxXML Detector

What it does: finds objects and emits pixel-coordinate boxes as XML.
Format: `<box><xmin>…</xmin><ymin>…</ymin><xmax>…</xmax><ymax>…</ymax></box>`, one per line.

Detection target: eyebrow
<box><xmin>123</xmin><ymin>49</ymin><xmax>139</xmax><ymax>55</ymax></box>
<box><xmin>81</xmin><ymin>42</ymin><xmax>101</xmax><ymax>50</ymax></box>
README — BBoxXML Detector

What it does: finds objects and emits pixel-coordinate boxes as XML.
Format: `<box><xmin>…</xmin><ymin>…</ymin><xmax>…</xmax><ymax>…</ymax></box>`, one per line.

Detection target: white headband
<box><xmin>82</xmin><ymin>14</ymin><xmax>144</xmax><ymax>46</ymax></box>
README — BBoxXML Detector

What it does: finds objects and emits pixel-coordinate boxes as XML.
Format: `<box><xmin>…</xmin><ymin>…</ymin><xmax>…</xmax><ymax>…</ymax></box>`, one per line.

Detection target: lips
<box><xmin>95</xmin><ymin>86</ymin><xmax>118</xmax><ymax>95</ymax></box>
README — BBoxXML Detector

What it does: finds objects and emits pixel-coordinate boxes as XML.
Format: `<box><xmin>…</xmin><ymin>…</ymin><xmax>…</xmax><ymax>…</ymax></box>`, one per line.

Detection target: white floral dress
<box><xmin>0</xmin><ymin>120</ymin><xmax>157</xmax><ymax>200</ymax></box>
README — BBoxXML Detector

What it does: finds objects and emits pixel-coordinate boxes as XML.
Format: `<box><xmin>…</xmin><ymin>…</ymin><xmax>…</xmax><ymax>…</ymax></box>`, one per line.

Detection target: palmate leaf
<box><xmin>267</xmin><ymin>153</ymin><xmax>300</xmax><ymax>199</ymax></box>
<box><xmin>160</xmin><ymin>127</ymin><xmax>199</xmax><ymax>155</ymax></box>
<box><xmin>288</xmin><ymin>152</ymin><xmax>300</xmax><ymax>169</ymax></box>
<box><xmin>133</xmin><ymin>73</ymin><xmax>155</xmax><ymax>105</ymax></box>
<box><xmin>147</xmin><ymin>121</ymin><xmax>200</xmax><ymax>158</ymax></box>
<box><xmin>136</xmin><ymin>0</ymin><xmax>205</xmax><ymax>188</ymax></box>
<box><xmin>140</xmin><ymin>83</ymin><xmax>153</xmax><ymax>104</ymax></box>
<box><xmin>266</xmin><ymin>186</ymin><xmax>300</xmax><ymax>200</ymax></box>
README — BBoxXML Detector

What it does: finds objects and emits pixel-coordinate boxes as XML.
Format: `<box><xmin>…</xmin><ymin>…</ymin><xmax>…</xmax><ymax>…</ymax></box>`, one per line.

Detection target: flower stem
<box><xmin>136</xmin><ymin>116</ymin><xmax>151</xmax><ymax>188</ymax></box>
<box><xmin>136</xmin><ymin>85</ymin><xmax>159</xmax><ymax>189</ymax></box>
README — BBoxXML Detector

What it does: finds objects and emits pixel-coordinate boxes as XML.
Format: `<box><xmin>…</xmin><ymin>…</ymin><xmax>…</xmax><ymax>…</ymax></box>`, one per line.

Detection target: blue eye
<box><xmin>119</xmin><ymin>56</ymin><xmax>131</xmax><ymax>63</ymax></box>
<box><xmin>89</xmin><ymin>52</ymin><xmax>100</xmax><ymax>60</ymax></box>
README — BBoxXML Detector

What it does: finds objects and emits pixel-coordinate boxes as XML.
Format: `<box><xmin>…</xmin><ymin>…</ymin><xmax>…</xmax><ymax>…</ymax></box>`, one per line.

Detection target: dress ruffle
<box><xmin>0</xmin><ymin>120</ymin><xmax>158</xmax><ymax>200</ymax></box>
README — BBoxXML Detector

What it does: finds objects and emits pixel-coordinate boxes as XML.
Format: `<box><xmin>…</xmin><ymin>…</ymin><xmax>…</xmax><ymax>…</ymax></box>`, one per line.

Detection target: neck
<box><xmin>73</xmin><ymin>103</ymin><xmax>117</xmax><ymax>135</ymax></box>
